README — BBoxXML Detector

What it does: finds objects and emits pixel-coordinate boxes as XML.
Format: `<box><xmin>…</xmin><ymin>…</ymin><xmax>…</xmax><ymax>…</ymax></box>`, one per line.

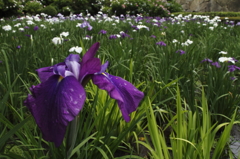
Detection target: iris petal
<box><xmin>24</xmin><ymin>75</ymin><xmax>86</xmax><ymax>147</ymax></box>
<box><xmin>64</xmin><ymin>54</ymin><xmax>81</xmax><ymax>79</ymax></box>
<box><xmin>79</xmin><ymin>58</ymin><xmax>101</xmax><ymax>82</ymax></box>
<box><xmin>82</xmin><ymin>42</ymin><xmax>100</xmax><ymax>64</ymax></box>
<box><xmin>36</xmin><ymin>66</ymin><xmax>54</xmax><ymax>82</ymax></box>
<box><xmin>92</xmin><ymin>73</ymin><xmax>144</xmax><ymax>122</ymax></box>
<box><xmin>99</xmin><ymin>61</ymin><xmax>109</xmax><ymax>73</ymax></box>
<box><xmin>37</xmin><ymin>62</ymin><xmax>65</xmax><ymax>82</ymax></box>
<box><xmin>65</xmin><ymin>54</ymin><xmax>80</xmax><ymax>63</ymax></box>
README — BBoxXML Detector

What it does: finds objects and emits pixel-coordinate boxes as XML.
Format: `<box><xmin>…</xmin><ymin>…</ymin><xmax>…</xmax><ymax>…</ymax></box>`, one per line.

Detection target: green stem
<box><xmin>66</xmin><ymin>116</ymin><xmax>79</xmax><ymax>159</ymax></box>
<box><xmin>66</xmin><ymin>77</ymin><xmax>91</xmax><ymax>159</ymax></box>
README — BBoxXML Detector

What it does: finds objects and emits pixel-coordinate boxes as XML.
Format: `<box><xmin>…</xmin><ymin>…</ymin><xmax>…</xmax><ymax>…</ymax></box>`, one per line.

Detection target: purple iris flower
<box><xmin>16</xmin><ymin>45</ymin><xmax>21</xmax><ymax>49</ymax></box>
<box><xmin>131</xmin><ymin>25</ymin><xmax>139</xmax><ymax>30</ymax></box>
<box><xmin>34</xmin><ymin>26</ymin><xmax>39</xmax><ymax>31</ymax></box>
<box><xmin>201</xmin><ymin>58</ymin><xmax>213</xmax><ymax>63</ymax></box>
<box><xmin>79</xmin><ymin>21</ymin><xmax>92</xmax><ymax>31</ymax></box>
<box><xmin>231</xmin><ymin>57</ymin><xmax>238</xmax><ymax>63</ymax></box>
<box><xmin>230</xmin><ymin>76</ymin><xmax>236</xmax><ymax>80</ymax></box>
<box><xmin>150</xmin><ymin>35</ymin><xmax>156</xmax><ymax>38</ymax></box>
<box><xmin>24</xmin><ymin>42</ymin><xmax>144</xmax><ymax>147</ymax></box>
<box><xmin>236</xmin><ymin>22</ymin><xmax>240</xmax><ymax>26</ymax></box>
<box><xmin>156</xmin><ymin>41</ymin><xmax>166</xmax><ymax>46</ymax></box>
<box><xmin>24</xmin><ymin>26</ymin><xmax>29</xmax><ymax>29</ymax></box>
<box><xmin>120</xmin><ymin>32</ymin><xmax>130</xmax><ymax>38</ymax></box>
<box><xmin>228</xmin><ymin>65</ymin><xmax>240</xmax><ymax>72</ymax></box>
<box><xmin>98</xmin><ymin>30</ymin><xmax>107</xmax><ymax>34</ymax></box>
<box><xmin>211</xmin><ymin>62</ymin><xmax>221</xmax><ymax>68</ymax></box>
<box><xmin>109</xmin><ymin>35</ymin><xmax>118</xmax><ymax>39</ymax></box>
<box><xmin>176</xmin><ymin>50</ymin><xmax>185</xmax><ymax>55</ymax></box>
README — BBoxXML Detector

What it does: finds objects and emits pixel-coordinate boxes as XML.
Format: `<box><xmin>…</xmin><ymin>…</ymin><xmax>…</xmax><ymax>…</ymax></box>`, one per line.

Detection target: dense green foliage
<box><xmin>24</xmin><ymin>1</ymin><xmax>43</xmax><ymax>14</ymax></box>
<box><xmin>41</xmin><ymin>5</ymin><xmax>58</xmax><ymax>16</ymax></box>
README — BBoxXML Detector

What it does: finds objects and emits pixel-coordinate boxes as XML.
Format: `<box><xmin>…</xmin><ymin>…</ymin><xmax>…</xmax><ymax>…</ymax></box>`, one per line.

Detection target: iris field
<box><xmin>1</xmin><ymin>12</ymin><xmax>240</xmax><ymax>158</ymax></box>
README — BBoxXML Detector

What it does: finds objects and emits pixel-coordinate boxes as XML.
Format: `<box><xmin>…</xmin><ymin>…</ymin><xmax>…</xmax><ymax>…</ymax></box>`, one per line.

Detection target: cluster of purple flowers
<box><xmin>120</xmin><ymin>32</ymin><xmax>130</xmax><ymax>38</ymax></box>
<box><xmin>34</xmin><ymin>26</ymin><xmax>39</xmax><ymax>31</ymax></box>
<box><xmin>77</xmin><ymin>21</ymin><xmax>93</xmax><ymax>30</ymax></box>
<box><xmin>109</xmin><ymin>35</ymin><xmax>118</xmax><ymax>39</ymax></box>
<box><xmin>156</xmin><ymin>41</ymin><xmax>166</xmax><ymax>46</ymax></box>
<box><xmin>201</xmin><ymin>58</ymin><xmax>221</xmax><ymax>68</ymax></box>
<box><xmin>150</xmin><ymin>35</ymin><xmax>156</xmax><ymax>38</ymax></box>
<box><xmin>98</xmin><ymin>30</ymin><xmax>107</xmax><ymax>34</ymax></box>
<box><xmin>176</xmin><ymin>49</ymin><xmax>185</xmax><ymax>55</ymax></box>
<box><xmin>228</xmin><ymin>65</ymin><xmax>240</xmax><ymax>72</ymax></box>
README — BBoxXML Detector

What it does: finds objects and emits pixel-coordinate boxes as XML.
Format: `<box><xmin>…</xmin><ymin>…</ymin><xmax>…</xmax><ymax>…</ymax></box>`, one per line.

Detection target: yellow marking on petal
<box><xmin>58</xmin><ymin>76</ymin><xmax>64</xmax><ymax>82</ymax></box>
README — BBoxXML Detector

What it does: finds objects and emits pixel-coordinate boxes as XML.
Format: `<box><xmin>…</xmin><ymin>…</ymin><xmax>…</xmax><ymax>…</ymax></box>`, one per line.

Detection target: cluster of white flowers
<box><xmin>14</xmin><ymin>23</ymin><xmax>21</xmax><ymax>27</ymax></box>
<box><xmin>136</xmin><ymin>25</ymin><xmax>149</xmax><ymax>31</ymax></box>
<box><xmin>40</xmin><ymin>24</ymin><xmax>46</xmax><ymax>29</ymax></box>
<box><xmin>181</xmin><ymin>39</ymin><xmax>193</xmax><ymax>46</ymax></box>
<box><xmin>219</xmin><ymin>51</ymin><xmax>227</xmax><ymax>54</ymax></box>
<box><xmin>2</xmin><ymin>25</ymin><xmax>12</xmax><ymax>31</ymax></box>
<box><xmin>52</xmin><ymin>32</ymin><xmax>69</xmax><ymax>45</ymax></box>
<box><xmin>218</xmin><ymin>51</ymin><xmax>235</xmax><ymax>64</ymax></box>
<box><xmin>52</xmin><ymin>37</ymin><xmax>63</xmax><ymax>45</ymax></box>
<box><xmin>26</xmin><ymin>20</ymin><xmax>35</xmax><ymax>25</ymax></box>
<box><xmin>172</xmin><ymin>39</ymin><xmax>178</xmax><ymax>43</ymax></box>
<box><xmin>219</xmin><ymin>57</ymin><xmax>235</xmax><ymax>64</ymax></box>
<box><xmin>209</xmin><ymin>26</ymin><xmax>214</xmax><ymax>30</ymax></box>
<box><xmin>69</xmin><ymin>46</ymin><xmax>82</xmax><ymax>54</ymax></box>
<box><xmin>60</xmin><ymin>32</ymin><xmax>69</xmax><ymax>38</ymax></box>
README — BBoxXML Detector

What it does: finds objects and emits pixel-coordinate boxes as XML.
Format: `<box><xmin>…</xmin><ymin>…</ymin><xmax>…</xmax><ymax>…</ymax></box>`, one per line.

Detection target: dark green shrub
<box><xmin>165</xmin><ymin>1</ymin><xmax>183</xmax><ymax>13</ymax></box>
<box><xmin>41</xmin><ymin>0</ymin><xmax>55</xmax><ymax>6</ymax></box>
<box><xmin>102</xmin><ymin>0</ymin><xmax>174</xmax><ymax>17</ymax></box>
<box><xmin>70</xmin><ymin>0</ymin><xmax>101</xmax><ymax>15</ymax></box>
<box><xmin>24</xmin><ymin>1</ymin><xmax>43</xmax><ymax>15</ymax></box>
<box><xmin>41</xmin><ymin>5</ymin><xmax>58</xmax><ymax>16</ymax></box>
<box><xmin>0</xmin><ymin>0</ymin><xmax>24</xmax><ymax>17</ymax></box>
<box><xmin>61</xmin><ymin>6</ymin><xmax>71</xmax><ymax>16</ymax></box>
<box><xmin>51</xmin><ymin>0</ymin><xmax>71</xmax><ymax>12</ymax></box>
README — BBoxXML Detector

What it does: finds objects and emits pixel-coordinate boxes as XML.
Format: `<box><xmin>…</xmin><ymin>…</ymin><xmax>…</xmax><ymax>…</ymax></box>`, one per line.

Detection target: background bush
<box><xmin>0</xmin><ymin>0</ymin><xmax>183</xmax><ymax>18</ymax></box>
<box><xmin>102</xmin><ymin>0</ymin><xmax>182</xmax><ymax>17</ymax></box>
<box><xmin>40</xmin><ymin>5</ymin><xmax>58</xmax><ymax>16</ymax></box>
<box><xmin>0</xmin><ymin>0</ymin><xmax>24</xmax><ymax>17</ymax></box>
<box><xmin>23</xmin><ymin>1</ymin><xmax>43</xmax><ymax>15</ymax></box>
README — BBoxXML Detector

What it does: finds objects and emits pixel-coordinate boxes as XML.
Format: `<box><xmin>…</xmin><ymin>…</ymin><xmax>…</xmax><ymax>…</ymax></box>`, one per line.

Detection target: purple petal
<box><xmin>37</xmin><ymin>66</ymin><xmax>54</xmax><ymax>82</ymax></box>
<box><xmin>53</xmin><ymin>65</ymin><xmax>67</xmax><ymax>77</ymax></box>
<box><xmin>100</xmin><ymin>61</ymin><xmax>109</xmax><ymax>73</ymax></box>
<box><xmin>81</xmin><ymin>42</ymin><xmax>100</xmax><ymax>64</ymax></box>
<box><xmin>92</xmin><ymin>73</ymin><xmax>144</xmax><ymax>122</ymax></box>
<box><xmin>65</xmin><ymin>54</ymin><xmax>80</xmax><ymax>63</ymax></box>
<box><xmin>24</xmin><ymin>75</ymin><xmax>86</xmax><ymax>146</ymax></box>
<box><xmin>79</xmin><ymin>58</ymin><xmax>101</xmax><ymax>82</ymax></box>
<box><xmin>37</xmin><ymin>62</ymin><xmax>65</xmax><ymax>82</ymax></box>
